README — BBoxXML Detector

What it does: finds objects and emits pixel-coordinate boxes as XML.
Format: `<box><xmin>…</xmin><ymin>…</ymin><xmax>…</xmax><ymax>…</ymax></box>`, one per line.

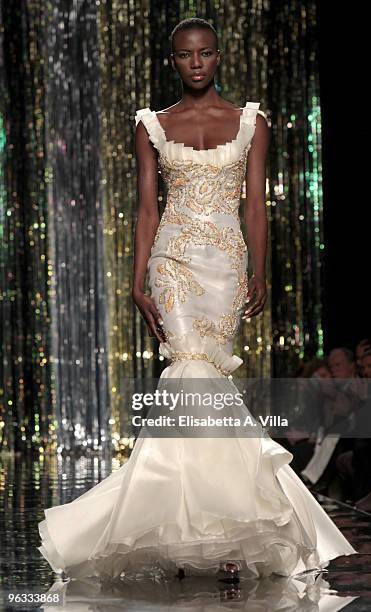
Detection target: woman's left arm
<box><xmin>242</xmin><ymin>113</ymin><xmax>270</xmax><ymax>319</ymax></box>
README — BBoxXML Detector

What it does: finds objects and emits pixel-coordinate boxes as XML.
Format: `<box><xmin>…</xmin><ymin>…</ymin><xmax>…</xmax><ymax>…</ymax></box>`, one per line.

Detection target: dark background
<box><xmin>317</xmin><ymin>3</ymin><xmax>370</xmax><ymax>353</ymax></box>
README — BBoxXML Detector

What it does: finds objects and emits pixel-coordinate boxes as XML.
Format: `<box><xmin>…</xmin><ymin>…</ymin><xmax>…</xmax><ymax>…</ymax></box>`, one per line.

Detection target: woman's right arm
<box><xmin>131</xmin><ymin>120</ymin><xmax>166</xmax><ymax>342</ymax></box>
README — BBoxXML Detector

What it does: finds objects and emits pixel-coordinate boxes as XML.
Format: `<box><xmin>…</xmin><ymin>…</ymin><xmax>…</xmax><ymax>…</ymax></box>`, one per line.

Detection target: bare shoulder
<box><xmin>254</xmin><ymin>113</ymin><xmax>270</xmax><ymax>140</ymax></box>
<box><xmin>250</xmin><ymin>113</ymin><xmax>270</xmax><ymax>152</ymax></box>
<box><xmin>256</xmin><ymin>112</ymin><xmax>270</xmax><ymax>128</ymax></box>
<box><xmin>135</xmin><ymin>119</ymin><xmax>149</xmax><ymax>141</ymax></box>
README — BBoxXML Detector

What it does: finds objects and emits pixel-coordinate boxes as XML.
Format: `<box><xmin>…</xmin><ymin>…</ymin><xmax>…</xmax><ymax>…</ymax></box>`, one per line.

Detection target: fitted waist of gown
<box><xmin>150</xmin><ymin>205</ymin><xmax>247</xmax><ymax>255</ymax></box>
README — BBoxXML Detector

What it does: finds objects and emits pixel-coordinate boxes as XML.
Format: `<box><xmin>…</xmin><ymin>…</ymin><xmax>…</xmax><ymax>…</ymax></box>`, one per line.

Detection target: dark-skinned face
<box><xmin>170</xmin><ymin>28</ymin><xmax>220</xmax><ymax>88</ymax></box>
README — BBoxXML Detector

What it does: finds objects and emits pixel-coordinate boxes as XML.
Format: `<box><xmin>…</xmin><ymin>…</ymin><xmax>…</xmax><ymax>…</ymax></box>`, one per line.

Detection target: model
<box><xmin>37</xmin><ymin>17</ymin><xmax>356</xmax><ymax>583</ymax></box>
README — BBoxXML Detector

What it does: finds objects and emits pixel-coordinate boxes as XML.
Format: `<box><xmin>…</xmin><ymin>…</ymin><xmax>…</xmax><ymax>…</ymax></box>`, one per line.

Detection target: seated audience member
<box><xmin>301</xmin><ymin>347</ymin><xmax>360</xmax><ymax>496</ymax></box>
<box><xmin>282</xmin><ymin>359</ymin><xmax>332</xmax><ymax>474</ymax></box>
<box><xmin>337</xmin><ymin>349</ymin><xmax>371</xmax><ymax>508</ymax></box>
<box><xmin>358</xmin><ymin>345</ymin><xmax>371</xmax><ymax>378</ymax></box>
<box><xmin>356</xmin><ymin>337</ymin><xmax>371</xmax><ymax>377</ymax></box>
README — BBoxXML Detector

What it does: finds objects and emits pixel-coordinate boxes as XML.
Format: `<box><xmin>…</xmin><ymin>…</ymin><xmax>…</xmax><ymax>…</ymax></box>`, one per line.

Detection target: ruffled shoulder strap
<box><xmin>134</xmin><ymin>107</ymin><xmax>166</xmax><ymax>152</ymax></box>
<box><xmin>241</xmin><ymin>101</ymin><xmax>269</xmax><ymax>126</ymax></box>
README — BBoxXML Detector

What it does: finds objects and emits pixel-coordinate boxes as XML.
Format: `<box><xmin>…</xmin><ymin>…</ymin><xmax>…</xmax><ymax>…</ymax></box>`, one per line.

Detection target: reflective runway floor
<box><xmin>0</xmin><ymin>451</ymin><xmax>370</xmax><ymax>611</ymax></box>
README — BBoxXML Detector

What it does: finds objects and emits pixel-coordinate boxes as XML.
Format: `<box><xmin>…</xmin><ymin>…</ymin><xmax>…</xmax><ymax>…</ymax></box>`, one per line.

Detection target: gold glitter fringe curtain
<box><xmin>0</xmin><ymin>0</ymin><xmax>323</xmax><ymax>452</ymax></box>
<box><xmin>267</xmin><ymin>1</ymin><xmax>324</xmax><ymax>376</ymax></box>
<box><xmin>45</xmin><ymin>2</ymin><xmax>110</xmax><ymax>452</ymax></box>
<box><xmin>1</xmin><ymin>1</ymin><xmax>53</xmax><ymax>453</ymax></box>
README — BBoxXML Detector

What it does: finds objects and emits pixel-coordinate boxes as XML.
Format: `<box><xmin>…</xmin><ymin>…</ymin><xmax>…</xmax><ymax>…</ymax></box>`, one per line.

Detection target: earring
<box><xmin>214</xmin><ymin>78</ymin><xmax>222</xmax><ymax>93</ymax></box>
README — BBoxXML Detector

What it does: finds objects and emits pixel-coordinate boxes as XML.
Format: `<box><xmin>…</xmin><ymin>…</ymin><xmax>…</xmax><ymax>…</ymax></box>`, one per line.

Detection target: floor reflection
<box><xmin>0</xmin><ymin>452</ymin><xmax>370</xmax><ymax>611</ymax></box>
<box><xmin>42</xmin><ymin>572</ymin><xmax>357</xmax><ymax>611</ymax></box>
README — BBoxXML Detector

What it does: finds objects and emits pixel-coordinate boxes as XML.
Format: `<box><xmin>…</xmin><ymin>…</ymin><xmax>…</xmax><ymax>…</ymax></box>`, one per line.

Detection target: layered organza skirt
<box><xmin>38</xmin><ymin>359</ymin><xmax>356</xmax><ymax>581</ymax></box>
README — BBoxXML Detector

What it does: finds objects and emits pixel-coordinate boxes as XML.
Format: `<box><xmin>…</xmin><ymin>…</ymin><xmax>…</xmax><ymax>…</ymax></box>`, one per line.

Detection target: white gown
<box><xmin>37</xmin><ymin>101</ymin><xmax>356</xmax><ymax>581</ymax></box>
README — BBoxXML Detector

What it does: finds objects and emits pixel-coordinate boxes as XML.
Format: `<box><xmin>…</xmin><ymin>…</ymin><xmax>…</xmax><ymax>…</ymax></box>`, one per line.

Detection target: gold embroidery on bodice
<box><xmin>135</xmin><ymin>102</ymin><xmax>266</xmax><ymax>376</ymax></box>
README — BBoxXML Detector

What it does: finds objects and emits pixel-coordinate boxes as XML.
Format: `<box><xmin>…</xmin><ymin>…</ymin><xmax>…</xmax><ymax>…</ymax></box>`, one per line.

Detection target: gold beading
<box><xmin>169</xmin><ymin>351</ymin><xmax>230</xmax><ymax>377</ymax></box>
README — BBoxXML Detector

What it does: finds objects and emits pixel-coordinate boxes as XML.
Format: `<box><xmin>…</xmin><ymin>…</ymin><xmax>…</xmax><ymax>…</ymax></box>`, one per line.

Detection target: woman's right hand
<box><xmin>132</xmin><ymin>288</ymin><xmax>166</xmax><ymax>343</ymax></box>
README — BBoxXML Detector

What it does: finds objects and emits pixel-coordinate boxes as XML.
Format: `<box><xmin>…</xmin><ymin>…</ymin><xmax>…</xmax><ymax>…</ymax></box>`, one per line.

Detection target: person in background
<box><xmin>355</xmin><ymin>338</ymin><xmax>371</xmax><ymax>377</ymax></box>
<box><xmin>328</xmin><ymin>347</ymin><xmax>357</xmax><ymax>380</ymax></box>
<box><xmin>337</xmin><ymin>349</ymin><xmax>371</xmax><ymax>508</ymax></box>
<box><xmin>362</xmin><ymin>350</ymin><xmax>371</xmax><ymax>378</ymax></box>
<box><xmin>301</xmin><ymin>347</ymin><xmax>359</xmax><ymax>497</ymax></box>
<box><xmin>282</xmin><ymin>359</ymin><xmax>332</xmax><ymax>474</ymax></box>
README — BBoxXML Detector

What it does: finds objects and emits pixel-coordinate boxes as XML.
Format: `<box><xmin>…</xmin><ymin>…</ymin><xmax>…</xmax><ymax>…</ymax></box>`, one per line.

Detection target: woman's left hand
<box><xmin>242</xmin><ymin>273</ymin><xmax>267</xmax><ymax>319</ymax></box>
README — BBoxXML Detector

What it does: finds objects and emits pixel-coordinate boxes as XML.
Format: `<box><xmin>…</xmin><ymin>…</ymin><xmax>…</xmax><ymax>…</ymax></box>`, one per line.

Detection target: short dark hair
<box><xmin>169</xmin><ymin>18</ymin><xmax>218</xmax><ymax>54</ymax></box>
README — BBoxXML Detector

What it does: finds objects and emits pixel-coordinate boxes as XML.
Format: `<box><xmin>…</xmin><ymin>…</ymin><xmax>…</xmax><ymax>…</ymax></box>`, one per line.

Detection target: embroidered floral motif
<box><xmin>192</xmin><ymin>272</ymin><xmax>249</xmax><ymax>344</ymax></box>
<box><xmin>192</xmin><ymin>314</ymin><xmax>237</xmax><ymax>344</ymax></box>
<box><xmin>152</xmin><ymin>209</ymin><xmax>184</xmax><ymax>247</ymax></box>
<box><xmin>155</xmin><ymin>260</ymin><xmax>205</xmax><ymax>313</ymax></box>
<box><xmin>233</xmin><ymin>271</ymin><xmax>249</xmax><ymax>313</ymax></box>
<box><xmin>159</xmin><ymin>150</ymin><xmax>248</xmax><ymax>219</ymax></box>
<box><xmin>169</xmin><ymin>351</ymin><xmax>230</xmax><ymax>376</ymax></box>
<box><xmin>166</xmin><ymin>220</ymin><xmax>247</xmax><ymax>270</ymax></box>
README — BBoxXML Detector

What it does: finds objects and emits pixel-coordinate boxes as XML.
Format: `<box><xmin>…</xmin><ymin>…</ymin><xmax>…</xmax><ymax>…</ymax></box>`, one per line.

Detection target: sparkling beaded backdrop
<box><xmin>0</xmin><ymin>1</ymin><xmax>323</xmax><ymax>452</ymax></box>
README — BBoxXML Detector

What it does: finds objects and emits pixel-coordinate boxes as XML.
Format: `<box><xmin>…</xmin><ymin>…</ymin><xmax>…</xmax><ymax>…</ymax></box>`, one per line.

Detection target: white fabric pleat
<box><xmin>134</xmin><ymin>101</ymin><xmax>268</xmax><ymax>167</ymax></box>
